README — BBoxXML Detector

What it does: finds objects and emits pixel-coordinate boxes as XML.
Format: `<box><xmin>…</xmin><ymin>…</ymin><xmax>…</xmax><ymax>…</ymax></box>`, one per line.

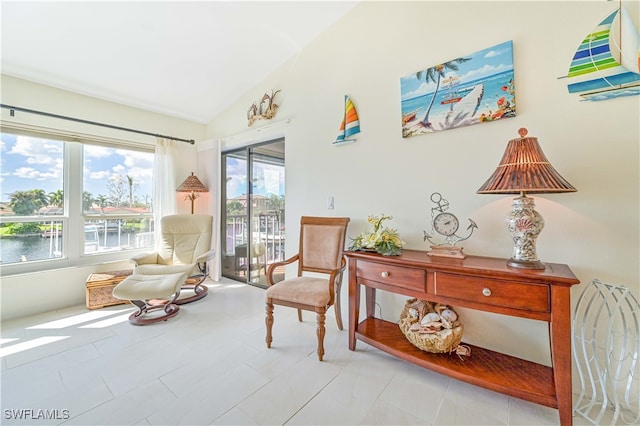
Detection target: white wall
<box><xmin>0</xmin><ymin>75</ymin><xmax>206</xmax><ymax>320</ymax></box>
<box><xmin>207</xmin><ymin>1</ymin><xmax>640</xmax><ymax>365</ymax></box>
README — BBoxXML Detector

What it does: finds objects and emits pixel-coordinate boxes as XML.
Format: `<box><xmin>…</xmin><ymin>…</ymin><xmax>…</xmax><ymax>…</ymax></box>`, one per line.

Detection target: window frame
<box><xmin>0</xmin><ymin>128</ymin><xmax>155</xmax><ymax>276</ymax></box>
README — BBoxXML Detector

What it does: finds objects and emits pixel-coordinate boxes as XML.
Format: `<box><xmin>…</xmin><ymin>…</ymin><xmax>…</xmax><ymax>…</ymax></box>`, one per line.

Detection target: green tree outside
<box><xmin>8</xmin><ymin>189</ymin><xmax>49</xmax><ymax>215</ymax></box>
<box><xmin>95</xmin><ymin>194</ymin><xmax>109</xmax><ymax>212</ymax></box>
<box><xmin>83</xmin><ymin>191</ymin><xmax>95</xmax><ymax>212</ymax></box>
<box><xmin>48</xmin><ymin>189</ymin><xmax>64</xmax><ymax>208</ymax></box>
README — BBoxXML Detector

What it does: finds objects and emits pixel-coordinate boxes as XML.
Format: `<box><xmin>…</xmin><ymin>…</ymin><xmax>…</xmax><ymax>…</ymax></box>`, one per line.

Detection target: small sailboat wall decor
<box><xmin>334</xmin><ymin>95</ymin><xmax>361</xmax><ymax>144</ymax></box>
<box><xmin>565</xmin><ymin>4</ymin><xmax>640</xmax><ymax>101</ymax></box>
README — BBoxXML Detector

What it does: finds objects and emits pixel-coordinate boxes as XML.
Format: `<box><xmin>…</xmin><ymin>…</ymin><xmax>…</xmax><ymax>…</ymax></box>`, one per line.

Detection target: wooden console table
<box><xmin>345</xmin><ymin>249</ymin><xmax>580</xmax><ymax>425</ymax></box>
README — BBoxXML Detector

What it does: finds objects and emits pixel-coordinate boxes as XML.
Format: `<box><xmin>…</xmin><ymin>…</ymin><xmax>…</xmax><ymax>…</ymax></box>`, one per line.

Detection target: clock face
<box><xmin>433</xmin><ymin>212</ymin><xmax>459</xmax><ymax>236</ymax></box>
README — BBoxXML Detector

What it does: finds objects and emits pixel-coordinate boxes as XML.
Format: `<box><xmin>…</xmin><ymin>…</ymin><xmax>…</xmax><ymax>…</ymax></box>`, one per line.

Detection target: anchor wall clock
<box><xmin>423</xmin><ymin>192</ymin><xmax>478</xmax><ymax>259</ymax></box>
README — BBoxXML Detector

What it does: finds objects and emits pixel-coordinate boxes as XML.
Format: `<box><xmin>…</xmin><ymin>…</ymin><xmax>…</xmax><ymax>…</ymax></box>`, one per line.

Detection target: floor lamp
<box><xmin>176</xmin><ymin>172</ymin><xmax>208</xmax><ymax>214</ymax></box>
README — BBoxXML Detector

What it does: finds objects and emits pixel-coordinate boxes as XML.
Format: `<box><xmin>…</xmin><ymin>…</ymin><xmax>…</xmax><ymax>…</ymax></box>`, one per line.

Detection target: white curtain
<box><xmin>211</xmin><ymin>138</ymin><xmax>222</xmax><ymax>280</ymax></box>
<box><xmin>153</xmin><ymin>137</ymin><xmax>177</xmax><ymax>247</ymax></box>
<box><xmin>194</xmin><ymin>138</ymin><xmax>221</xmax><ymax>281</ymax></box>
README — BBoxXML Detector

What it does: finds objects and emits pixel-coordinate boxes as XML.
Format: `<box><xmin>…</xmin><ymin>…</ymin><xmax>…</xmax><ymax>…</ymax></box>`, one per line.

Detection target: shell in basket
<box><xmin>399</xmin><ymin>298</ymin><xmax>463</xmax><ymax>353</ymax></box>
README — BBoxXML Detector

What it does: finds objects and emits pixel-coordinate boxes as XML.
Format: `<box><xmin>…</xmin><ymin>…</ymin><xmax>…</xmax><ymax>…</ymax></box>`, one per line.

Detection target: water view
<box><xmin>0</xmin><ymin>226</ymin><xmax>153</xmax><ymax>264</ymax></box>
<box><xmin>1</xmin><ymin>132</ymin><xmax>156</xmax><ymax>266</ymax></box>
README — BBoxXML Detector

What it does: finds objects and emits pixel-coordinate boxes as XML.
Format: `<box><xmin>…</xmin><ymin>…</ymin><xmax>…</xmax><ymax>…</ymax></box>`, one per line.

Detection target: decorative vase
<box><xmin>505</xmin><ymin>195</ymin><xmax>544</xmax><ymax>269</ymax></box>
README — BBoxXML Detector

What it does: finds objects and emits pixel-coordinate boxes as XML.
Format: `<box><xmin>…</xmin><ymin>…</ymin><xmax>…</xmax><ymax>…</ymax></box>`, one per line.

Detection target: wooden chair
<box><xmin>265</xmin><ymin>216</ymin><xmax>350</xmax><ymax>361</ymax></box>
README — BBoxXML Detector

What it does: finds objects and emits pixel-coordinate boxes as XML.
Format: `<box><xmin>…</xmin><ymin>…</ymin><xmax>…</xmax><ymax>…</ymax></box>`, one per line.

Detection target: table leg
<box><xmin>366</xmin><ymin>287</ymin><xmax>376</xmax><ymax>318</ymax></box>
<box><xmin>550</xmin><ymin>285</ymin><xmax>573</xmax><ymax>426</ymax></box>
<box><xmin>348</xmin><ymin>260</ymin><xmax>359</xmax><ymax>351</ymax></box>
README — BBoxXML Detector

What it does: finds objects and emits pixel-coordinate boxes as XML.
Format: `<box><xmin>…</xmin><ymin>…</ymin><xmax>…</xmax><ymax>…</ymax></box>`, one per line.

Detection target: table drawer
<box><xmin>357</xmin><ymin>260</ymin><xmax>426</xmax><ymax>292</ymax></box>
<box><xmin>434</xmin><ymin>272</ymin><xmax>550</xmax><ymax>313</ymax></box>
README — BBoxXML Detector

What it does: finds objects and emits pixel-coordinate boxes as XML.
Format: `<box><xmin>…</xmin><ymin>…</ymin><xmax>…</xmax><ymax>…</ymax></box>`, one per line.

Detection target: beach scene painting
<box><xmin>401</xmin><ymin>40</ymin><xmax>516</xmax><ymax>138</ymax></box>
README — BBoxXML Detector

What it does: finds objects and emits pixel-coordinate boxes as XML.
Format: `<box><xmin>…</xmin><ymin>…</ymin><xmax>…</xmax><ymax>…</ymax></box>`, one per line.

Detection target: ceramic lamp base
<box><xmin>505</xmin><ymin>195</ymin><xmax>545</xmax><ymax>270</ymax></box>
<box><xmin>507</xmin><ymin>257</ymin><xmax>545</xmax><ymax>269</ymax></box>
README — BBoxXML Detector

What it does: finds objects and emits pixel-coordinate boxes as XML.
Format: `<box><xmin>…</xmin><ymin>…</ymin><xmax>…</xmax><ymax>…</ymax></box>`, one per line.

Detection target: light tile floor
<box><xmin>1</xmin><ymin>279</ymin><xmax>607</xmax><ymax>425</ymax></box>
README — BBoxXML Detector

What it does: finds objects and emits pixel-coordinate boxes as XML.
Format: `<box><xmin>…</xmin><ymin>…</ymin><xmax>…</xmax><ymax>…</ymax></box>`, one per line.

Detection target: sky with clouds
<box><xmin>225</xmin><ymin>156</ymin><xmax>285</xmax><ymax>200</ymax></box>
<box><xmin>0</xmin><ymin>133</ymin><xmax>153</xmax><ymax>204</ymax></box>
<box><xmin>1</xmin><ymin>133</ymin><xmax>284</xmax><ymax>205</ymax></box>
<box><xmin>400</xmin><ymin>40</ymin><xmax>514</xmax><ymax>101</ymax></box>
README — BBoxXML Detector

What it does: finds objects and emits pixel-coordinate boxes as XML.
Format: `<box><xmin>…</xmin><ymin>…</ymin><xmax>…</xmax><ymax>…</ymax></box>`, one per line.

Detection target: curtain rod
<box><xmin>1</xmin><ymin>104</ymin><xmax>195</xmax><ymax>144</ymax></box>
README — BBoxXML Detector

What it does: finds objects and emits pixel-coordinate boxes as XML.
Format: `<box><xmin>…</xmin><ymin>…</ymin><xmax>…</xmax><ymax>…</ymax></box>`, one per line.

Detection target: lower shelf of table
<box><xmin>354</xmin><ymin>317</ymin><xmax>558</xmax><ymax>409</ymax></box>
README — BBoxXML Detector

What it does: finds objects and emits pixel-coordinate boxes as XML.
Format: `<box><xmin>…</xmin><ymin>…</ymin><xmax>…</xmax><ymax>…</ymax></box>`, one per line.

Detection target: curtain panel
<box><xmin>153</xmin><ymin>137</ymin><xmax>178</xmax><ymax>245</ymax></box>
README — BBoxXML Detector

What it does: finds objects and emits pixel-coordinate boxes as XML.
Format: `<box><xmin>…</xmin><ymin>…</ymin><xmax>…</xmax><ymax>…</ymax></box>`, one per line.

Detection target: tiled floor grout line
<box><xmin>1</xmin><ymin>279</ymin><xmax>582</xmax><ymax>426</ymax></box>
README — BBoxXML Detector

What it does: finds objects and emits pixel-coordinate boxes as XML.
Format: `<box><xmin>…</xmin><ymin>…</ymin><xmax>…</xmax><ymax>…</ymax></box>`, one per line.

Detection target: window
<box><xmin>0</xmin><ymin>131</ymin><xmax>154</xmax><ymax>273</ymax></box>
<box><xmin>82</xmin><ymin>145</ymin><xmax>154</xmax><ymax>255</ymax></box>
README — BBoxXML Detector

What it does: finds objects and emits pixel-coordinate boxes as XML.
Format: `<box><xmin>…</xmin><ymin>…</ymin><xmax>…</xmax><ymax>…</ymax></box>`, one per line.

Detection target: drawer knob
<box><xmin>482</xmin><ymin>288</ymin><xmax>492</xmax><ymax>297</ymax></box>
<box><xmin>381</xmin><ymin>271</ymin><xmax>389</xmax><ymax>278</ymax></box>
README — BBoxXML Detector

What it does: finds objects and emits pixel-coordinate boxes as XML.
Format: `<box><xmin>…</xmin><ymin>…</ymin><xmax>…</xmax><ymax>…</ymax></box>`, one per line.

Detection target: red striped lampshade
<box><xmin>477</xmin><ymin>128</ymin><xmax>576</xmax><ymax>194</ymax></box>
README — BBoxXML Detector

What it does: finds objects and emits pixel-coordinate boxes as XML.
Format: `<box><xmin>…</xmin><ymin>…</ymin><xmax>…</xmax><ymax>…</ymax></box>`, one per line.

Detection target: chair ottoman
<box><xmin>112</xmin><ymin>272</ymin><xmax>187</xmax><ymax>325</ymax></box>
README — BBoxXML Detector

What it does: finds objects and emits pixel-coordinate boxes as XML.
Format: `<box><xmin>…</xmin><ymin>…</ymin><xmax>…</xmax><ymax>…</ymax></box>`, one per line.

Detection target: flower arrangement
<box><xmin>349</xmin><ymin>214</ymin><xmax>405</xmax><ymax>256</ymax></box>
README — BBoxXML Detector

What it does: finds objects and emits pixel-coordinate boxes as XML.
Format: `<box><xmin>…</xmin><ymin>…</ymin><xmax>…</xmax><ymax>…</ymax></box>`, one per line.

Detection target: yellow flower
<box><xmin>349</xmin><ymin>214</ymin><xmax>404</xmax><ymax>256</ymax></box>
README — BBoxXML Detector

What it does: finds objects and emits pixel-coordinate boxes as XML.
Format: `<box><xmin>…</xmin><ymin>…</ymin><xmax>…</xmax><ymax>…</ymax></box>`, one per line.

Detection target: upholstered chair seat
<box><xmin>133</xmin><ymin>262</ymin><xmax>198</xmax><ymax>276</ymax></box>
<box><xmin>265</xmin><ymin>277</ymin><xmax>332</xmax><ymax>306</ymax></box>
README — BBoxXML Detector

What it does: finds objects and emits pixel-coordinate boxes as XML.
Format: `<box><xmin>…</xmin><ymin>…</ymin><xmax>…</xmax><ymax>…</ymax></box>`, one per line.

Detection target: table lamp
<box><xmin>176</xmin><ymin>172</ymin><xmax>208</xmax><ymax>214</ymax></box>
<box><xmin>477</xmin><ymin>128</ymin><xmax>576</xmax><ymax>269</ymax></box>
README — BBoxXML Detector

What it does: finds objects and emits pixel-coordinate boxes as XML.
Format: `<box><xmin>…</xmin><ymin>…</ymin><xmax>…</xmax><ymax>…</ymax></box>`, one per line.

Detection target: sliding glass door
<box><xmin>221</xmin><ymin>139</ymin><xmax>285</xmax><ymax>287</ymax></box>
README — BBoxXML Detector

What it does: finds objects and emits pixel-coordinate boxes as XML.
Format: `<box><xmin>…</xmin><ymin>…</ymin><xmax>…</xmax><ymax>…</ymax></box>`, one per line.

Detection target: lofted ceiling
<box><xmin>1</xmin><ymin>1</ymin><xmax>358</xmax><ymax>124</ymax></box>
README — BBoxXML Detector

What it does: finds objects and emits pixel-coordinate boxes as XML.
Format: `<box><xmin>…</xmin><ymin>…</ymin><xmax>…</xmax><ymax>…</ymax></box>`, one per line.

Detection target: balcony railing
<box><xmin>225</xmin><ymin>211</ymin><xmax>284</xmax><ymax>283</ymax></box>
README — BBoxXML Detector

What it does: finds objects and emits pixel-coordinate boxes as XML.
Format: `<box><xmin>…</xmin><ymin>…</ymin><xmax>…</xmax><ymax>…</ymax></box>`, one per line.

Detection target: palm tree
<box><xmin>83</xmin><ymin>191</ymin><xmax>95</xmax><ymax>212</ymax></box>
<box><xmin>8</xmin><ymin>189</ymin><xmax>49</xmax><ymax>215</ymax></box>
<box><xmin>31</xmin><ymin>189</ymin><xmax>49</xmax><ymax>210</ymax></box>
<box><xmin>416</xmin><ymin>57</ymin><xmax>471</xmax><ymax>129</ymax></box>
<box><xmin>127</xmin><ymin>175</ymin><xmax>134</xmax><ymax>207</ymax></box>
<box><xmin>48</xmin><ymin>189</ymin><xmax>64</xmax><ymax>208</ymax></box>
<box><xmin>95</xmin><ymin>195</ymin><xmax>109</xmax><ymax>213</ymax></box>
<box><xmin>9</xmin><ymin>191</ymin><xmax>35</xmax><ymax>215</ymax></box>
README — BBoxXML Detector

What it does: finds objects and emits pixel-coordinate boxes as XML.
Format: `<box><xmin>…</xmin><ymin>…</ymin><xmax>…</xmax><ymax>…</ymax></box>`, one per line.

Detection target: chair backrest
<box><xmin>157</xmin><ymin>214</ymin><xmax>213</xmax><ymax>266</ymax></box>
<box><xmin>298</xmin><ymin>216</ymin><xmax>350</xmax><ymax>275</ymax></box>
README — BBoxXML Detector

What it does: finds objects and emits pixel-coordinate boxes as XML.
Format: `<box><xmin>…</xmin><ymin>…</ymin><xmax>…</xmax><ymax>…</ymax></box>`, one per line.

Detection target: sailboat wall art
<box><xmin>565</xmin><ymin>4</ymin><xmax>640</xmax><ymax>102</ymax></box>
<box><xmin>334</xmin><ymin>95</ymin><xmax>361</xmax><ymax>145</ymax></box>
<box><xmin>401</xmin><ymin>40</ymin><xmax>516</xmax><ymax>139</ymax></box>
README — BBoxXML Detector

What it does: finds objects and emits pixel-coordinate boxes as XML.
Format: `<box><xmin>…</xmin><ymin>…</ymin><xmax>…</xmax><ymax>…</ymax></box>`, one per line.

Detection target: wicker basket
<box><xmin>85</xmin><ymin>270</ymin><xmax>133</xmax><ymax>309</ymax></box>
<box><xmin>399</xmin><ymin>298</ymin><xmax>464</xmax><ymax>353</ymax></box>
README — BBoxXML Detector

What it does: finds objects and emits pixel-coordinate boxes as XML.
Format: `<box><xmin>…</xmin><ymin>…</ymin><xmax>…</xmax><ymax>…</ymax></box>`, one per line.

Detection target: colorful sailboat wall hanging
<box><xmin>565</xmin><ymin>4</ymin><xmax>640</xmax><ymax>101</ymax></box>
<box><xmin>334</xmin><ymin>95</ymin><xmax>361</xmax><ymax>144</ymax></box>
